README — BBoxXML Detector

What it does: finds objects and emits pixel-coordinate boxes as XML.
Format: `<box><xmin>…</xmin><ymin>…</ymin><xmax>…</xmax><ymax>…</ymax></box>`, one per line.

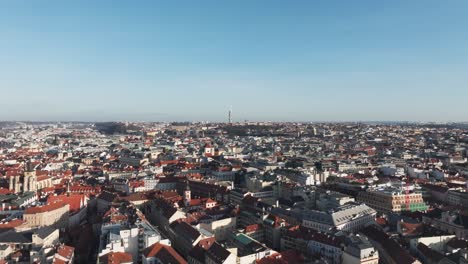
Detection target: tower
<box><xmin>184</xmin><ymin>184</ymin><xmax>191</xmax><ymax>206</ymax></box>
<box><xmin>8</xmin><ymin>177</ymin><xmax>13</xmax><ymax>191</ymax></box>
<box><xmin>67</xmin><ymin>180</ymin><xmax>71</xmax><ymax>194</ymax></box>
<box><xmin>10</xmin><ymin>161</ymin><xmax>37</xmax><ymax>193</ymax></box>
<box><xmin>23</xmin><ymin>161</ymin><xmax>37</xmax><ymax>192</ymax></box>
<box><xmin>228</xmin><ymin>106</ymin><xmax>232</xmax><ymax>124</ymax></box>
<box><xmin>9</xmin><ymin>175</ymin><xmax>19</xmax><ymax>192</ymax></box>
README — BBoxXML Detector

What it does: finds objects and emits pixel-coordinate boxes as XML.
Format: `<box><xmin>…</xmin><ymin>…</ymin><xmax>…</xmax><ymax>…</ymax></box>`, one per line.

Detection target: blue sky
<box><xmin>0</xmin><ymin>0</ymin><xmax>467</xmax><ymax>122</ymax></box>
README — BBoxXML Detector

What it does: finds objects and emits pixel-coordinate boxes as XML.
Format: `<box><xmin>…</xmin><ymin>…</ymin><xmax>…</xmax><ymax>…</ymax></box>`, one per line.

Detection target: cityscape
<box><xmin>1</xmin><ymin>1</ymin><xmax>468</xmax><ymax>264</ymax></box>
<box><xmin>0</xmin><ymin>121</ymin><xmax>467</xmax><ymax>263</ymax></box>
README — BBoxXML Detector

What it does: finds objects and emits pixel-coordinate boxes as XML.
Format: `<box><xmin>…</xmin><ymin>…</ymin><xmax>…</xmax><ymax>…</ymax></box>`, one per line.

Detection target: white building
<box><xmin>303</xmin><ymin>203</ymin><xmax>376</xmax><ymax>233</ymax></box>
<box><xmin>198</xmin><ymin>216</ymin><xmax>236</xmax><ymax>241</ymax></box>
<box><xmin>307</xmin><ymin>234</ymin><xmax>344</xmax><ymax>264</ymax></box>
<box><xmin>342</xmin><ymin>235</ymin><xmax>379</xmax><ymax>264</ymax></box>
<box><xmin>98</xmin><ymin>213</ymin><xmax>162</xmax><ymax>263</ymax></box>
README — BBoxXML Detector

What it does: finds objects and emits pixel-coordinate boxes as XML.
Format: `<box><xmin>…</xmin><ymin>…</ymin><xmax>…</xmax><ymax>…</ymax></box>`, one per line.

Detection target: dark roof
<box><xmin>188</xmin><ymin>238</ymin><xmax>216</xmax><ymax>263</ymax></box>
<box><xmin>0</xmin><ymin>230</ymin><xmax>32</xmax><ymax>244</ymax></box>
<box><xmin>417</xmin><ymin>243</ymin><xmax>445</xmax><ymax>262</ymax></box>
<box><xmin>361</xmin><ymin>225</ymin><xmax>416</xmax><ymax>264</ymax></box>
<box><xmin>423</xmin><ymin>208</ymin><xmax>443</xmax><ymax>219</ymax></box>
<box><xmin>35</xmin><ymin>226</ymin><xmax>56</xmax><ymax>239</ymax></box>
<box><xmin>152</xmin><ymin>197</ymin><xmax>178</xmax><ymax>219</ymax></box>
<box><xmin>242</xmin><ymin>195</ymin><xmax>258</xmax><ymax>207</ymax></box>
<box><xmin>457</xmin><ymin>211</ymin><xmax>468</xmax><ymax>229</ymax></box>
<box><xmin>97</xmin><ymin>191</ymin><xmax>118</xmax><ymax>203</ymax></box>
<box><xmin>278</xmin><ymin>198</ymin><xmax>294</xmax><ymax>208</ymax></box>
<box><xmin>291</xmin><ymin>195</ymin><xmax>305</xmax><ymax>203</ymax></box>
<box><xmin>163</xmin><ymin>207</ymin><xmax>177</xmax><ymax>219</ymax></box>
<box><xmin>188</xmin><ymin>244</ymin><xmax>207</xmax><ymax>263</ymax></box>
<box><xmin>205</xmin><ymin>242</ymin><xmax>231</xmax><ymax>264</ymax></box>
<box><xmin>444</xmin><ymin>251</ymin><xmax>467</xmax><ymax>264</ymax></box>
<box><xmin>283</xmin><ymin>225</ymin><xmax>344</xmax><ymax>247</ymax></box>
<box><xmin>174</xmin><ymin>221</ymin><xmax>200</xmax><ymax>243</ymax></box>
<box><xmin>446</xmin><ymin>238</ymin><xmax>468</xmax><ymax>249</ymax></box>
<box><xmin>420</xmin><ymin>184</ymin><xmax>448</xmax><ymax>193</ymax></box>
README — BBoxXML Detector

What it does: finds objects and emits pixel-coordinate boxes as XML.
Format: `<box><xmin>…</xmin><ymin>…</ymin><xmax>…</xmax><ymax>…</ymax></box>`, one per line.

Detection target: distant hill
<box><xmin>95</xmin><ymin>122</ymin><xmax>142</xmax><ymax>135</ymax></box>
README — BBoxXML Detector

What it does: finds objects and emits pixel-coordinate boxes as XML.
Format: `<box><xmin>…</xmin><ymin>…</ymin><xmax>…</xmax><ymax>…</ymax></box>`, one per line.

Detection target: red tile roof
<box><xmin>69</xmin><ymin>185</ymin><xmax>101</xmax><ymax>194</ymax></box>
<box><xmin>245</xmin><ymin>224</ymin><xmax>262</xmax><ymax>233</ymax></box>
<box><xmin>143</xmin><ymin>243</ymin><xmax>187</xmax><ymax>264</ymax></box>
<box><xmin>206</xmin><ymin>198</ymin><xmax>216</xmax><ymax>204</ymax></box>
<box><xmin>189</xmin><ymin>199</ymin><xmax>202</xmax><ymax>206</ymax></box>
<box><xmin>56</xmin><ymin>245</ymin><xmax>74</xmax><ymax>260</ymax></box>
<box><xmin>24</xmin><ymin>201</ymin><xmax>68</xmax><ymax>214</ymax></box>
<box><xmin>0</xmin><ymin>188</ymin><xmax>10</xmax><ymax>195</ymax></box>
<box><xmin>375</xmin><ymin>217</ymin><xmax>388</xmax><ymax>226</ymax></box>
<box><xmin>197</xmin><ymin>237</ymin><xmax>216</xmax><ymax>250</ymax></box>
<box><xmin>99</xmin><ymin>252</ymin><xmax>133</xmax><ymax>264</ymax></box>
<box><xmin>47</xmin><ymin>194</ymin><xmax>86</xmax><ymax>212</ymax></box>
<box><xmin>0</xmin><ymin>219</ymin><xmax>24</xmax><ymax>229</ymax></box>
<box><xmin>256</xmin><ymin>250</ymin><xmax>305</xmax><ymax>264</ymax></box>
<box><xmin>36</xmin><ymin>170</ymin><xmax>49</xmax><ymax>176</ymax></box>
<box><xmin>37</xmin><ymin>175</ymin><xmax>51</xmax><ymax>182</ymax></box>
<box><xmin>398</xmin><ymin>221</ymin><xmax>424</xmax><ymax>236</ymax></box>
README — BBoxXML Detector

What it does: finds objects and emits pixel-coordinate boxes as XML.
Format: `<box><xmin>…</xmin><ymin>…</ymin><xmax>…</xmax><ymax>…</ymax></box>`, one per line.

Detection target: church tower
<box><xmin>184</xmin><ymin>184</ymin><xmax>191</xmax><ymax>206</ymax></box>
<box><xmin>23</xmin><ymin>161</ymin><xmax>37</xmax><ymax>192</ymax></box>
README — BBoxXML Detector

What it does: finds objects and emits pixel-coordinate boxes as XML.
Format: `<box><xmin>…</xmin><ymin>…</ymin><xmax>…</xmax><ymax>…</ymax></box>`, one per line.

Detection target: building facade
<box><xmin>23</xmin><ymin>202</ymin><xmax>69</xmax><ymax>228</ymax></box>
<box><xmin>357</xmin><ymin>188</ymin><xmax>428</xmax><ymax>213</ymax></box>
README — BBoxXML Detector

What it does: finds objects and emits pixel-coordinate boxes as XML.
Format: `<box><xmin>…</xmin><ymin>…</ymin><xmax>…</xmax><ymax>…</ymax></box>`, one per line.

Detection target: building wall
<box><xmin>238</xmin><ymin>249</ymin><xmax>276</xmax><ymax>264</ymax></box>
<box><xmin>23</xmin><ymin>204</ymin><xmax>69</xmax><ymax>228</ymax></box>
<box><xmin>246</xmin><ymin>177</ymin><xmax>274</xmax><ymax>193</ymax></box>
<box><xmin>342</xmin><ymin>251</ymin><xmax>379</xmax><ymax>264</ymax></box>
<box><xmin>199</xmin><ymin>217</ymin><xmax>236</xmax><ymax>241</ymax></box>
<box><xmin>409</xmin><ymin>235</ymin><xmax>455</xmax><ymax>254</ymax></box>
<box><xmin>281</xmin><ymin>236</ymin><xmax>308</xmax><ymax>255</ymax></box>
<box><xmin>69</xmin><ymin>207</ymin><xmax>87</xmax><ymax>228</ymax></box>
<box><xmin>422</xmin><ymin>215</ymin><xmax>468</xmax><ymax>240</ymax></box>
<box><xmin>307</xmin><ymin>240</ymin><xmax>342</xmax><ymax>264</ymax></box>
<box><xmin>0</xmin><ymin>245</ymin><xmax>13</xmax><ymax>260</ymax></box>
<box><xmin>264</xmin><ymin>224</ymin><xmax>283</xmax><ymax>250</ymax></box>
<box><xmin>447</xmin><ymin>189</ymin><xmax>468</xmax><ymax>207</ymax></box>
<box><xmin>32</xmin><ymin>229</ymin><xmax>59</xmax><ymax>247</ymax></box>
<box><xmin>337</xmin><ymin>214</ymin><xmax>376</xmax><ymax>232</ymax></box>
<box><xmin>302</xmin><ymin>220</ymin><xmax>333</xmax><ymax>232</ymax></box>
<box><xmin>357</xmin><ymin>191</ymin><xmax>427</xmax><ymax>213</ymax></box>
<box><xmin>206</xmin><ymin>253</ymin><xmax>236</xmax><ymax>264</ymax></box>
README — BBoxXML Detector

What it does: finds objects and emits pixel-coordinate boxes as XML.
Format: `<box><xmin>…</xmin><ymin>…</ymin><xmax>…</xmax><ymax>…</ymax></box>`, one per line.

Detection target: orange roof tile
<box><xmin>99</xmin><ymin>252</ymin><xmax>133</xmax><ymax>264</ymax></box>
<box><xmin>48</xmin><ymin>194</ymin><xmax>85</xmax><ymax>212</ymax></box>
<box><xmin>24</xmin><ymin>201</ymin><xmax>68</xmax><ymax>214</ymax></box>
<box><xmin>143</xmin><ymin>243</ymin><xmax>187</xmax><ymax>264</ymax></box>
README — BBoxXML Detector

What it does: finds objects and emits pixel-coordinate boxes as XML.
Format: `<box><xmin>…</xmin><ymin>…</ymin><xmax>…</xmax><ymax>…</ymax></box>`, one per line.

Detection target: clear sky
<box><xmin>0</xmin><ymin>1</ymin><xmax>467</xmax><ymax>122</ymax></box>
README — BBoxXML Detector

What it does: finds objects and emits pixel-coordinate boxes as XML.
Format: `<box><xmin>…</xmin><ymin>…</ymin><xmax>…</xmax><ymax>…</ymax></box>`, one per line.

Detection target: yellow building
<box><xmin>23</xmin><ymin>202</ymin><xmax>69</xmax><ymax>228</ymax></box>
<box><xmin>357</xmin><ymin>187</ymin><xmax>428</xmax><ymax>213</ymax></box>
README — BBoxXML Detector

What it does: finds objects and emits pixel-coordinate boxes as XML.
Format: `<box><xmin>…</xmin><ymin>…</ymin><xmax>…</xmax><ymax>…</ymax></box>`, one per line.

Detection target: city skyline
<box><xmin>1</xmin><ymin>1</ymin><xmax>468</xmax><ymax>122</ymax></box>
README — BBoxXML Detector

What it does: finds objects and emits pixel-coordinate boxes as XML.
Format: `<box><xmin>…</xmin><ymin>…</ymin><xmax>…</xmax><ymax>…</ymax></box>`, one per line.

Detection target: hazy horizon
<box><xmin>1</xmin><ymin>1</ymin><xmax>467</xmax><ymax>122</ymax></box>
<box><xmin>1</xmin><ymin>118</ymin><xmax>467</xmax><ymax>124</ymax></box>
